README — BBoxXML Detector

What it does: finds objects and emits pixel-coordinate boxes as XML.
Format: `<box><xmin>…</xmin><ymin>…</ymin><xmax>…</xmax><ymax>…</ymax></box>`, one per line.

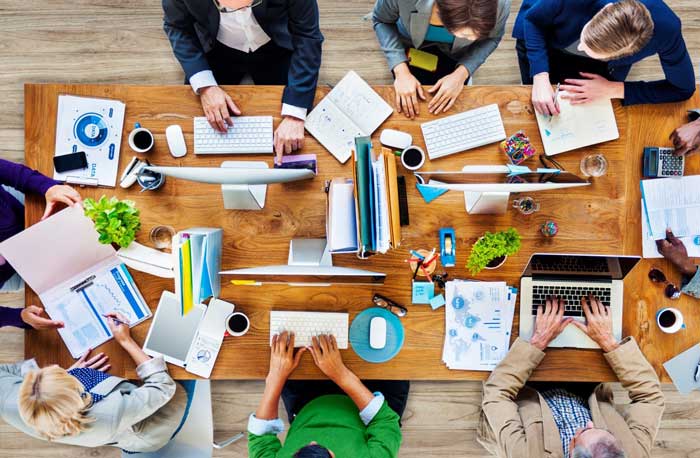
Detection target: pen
<box><xmin>103</xmin><ymin>314</ymin><xmax>126</xmax><ymax>326</ymax></box>
<box><xmin>547</xmin><ymin>83</ymin><xmax>561</xmax><ymax>123</ymax></box>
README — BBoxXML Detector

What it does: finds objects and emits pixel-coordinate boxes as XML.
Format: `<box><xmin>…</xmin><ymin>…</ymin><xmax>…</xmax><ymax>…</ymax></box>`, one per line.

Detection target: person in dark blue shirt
<box><xmin>513</xmin><ymin>0</ymin><xmax>695</xmax><ymax>116</ymax></box>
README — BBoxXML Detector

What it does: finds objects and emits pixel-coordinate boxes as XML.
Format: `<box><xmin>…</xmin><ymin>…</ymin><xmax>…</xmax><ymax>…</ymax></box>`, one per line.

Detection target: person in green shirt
<box><xmin>248</xmin><ymin>331</ymin><xmax>408</xmax><ymax>458</ymax></box>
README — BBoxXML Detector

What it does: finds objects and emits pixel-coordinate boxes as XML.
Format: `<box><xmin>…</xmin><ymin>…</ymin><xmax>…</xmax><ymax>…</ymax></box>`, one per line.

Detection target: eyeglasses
<box><xmin>212</xmin><ymin>0</ymin><xmax>262</xmax><ymax>13</ymax></box>
<box><xmin>373</xmin><ymin>294</ymin><xmax>408</xmax><ymax>317</ymax></box>
<box><xmin>648</xmin><ymin>268</ymin><xmax>681</xmax><ymax>299</ymax></box>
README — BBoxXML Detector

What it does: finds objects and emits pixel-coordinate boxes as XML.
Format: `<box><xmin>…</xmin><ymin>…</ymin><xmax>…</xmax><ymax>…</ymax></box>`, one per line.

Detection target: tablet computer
<box><xmin>142</xmin><ymin>290</ymin><xmax>205</xmax><ymax>367</ymax></box>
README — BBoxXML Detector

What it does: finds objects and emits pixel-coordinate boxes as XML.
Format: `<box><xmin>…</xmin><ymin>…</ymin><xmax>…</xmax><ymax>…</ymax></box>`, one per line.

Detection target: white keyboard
<box><xmin>421</xmin><ymin>104</ymin><xmax>506</xmax><ymax>160</ymax></box>
<box><xmin>269</xmin><ymin>311</ymin><xmax>349</xmax><ymax>349</ymax></box>
<box><xmin>193</xmin><ymin>116</ymin><xmax>274</xmax><ymax>155</ymax></box>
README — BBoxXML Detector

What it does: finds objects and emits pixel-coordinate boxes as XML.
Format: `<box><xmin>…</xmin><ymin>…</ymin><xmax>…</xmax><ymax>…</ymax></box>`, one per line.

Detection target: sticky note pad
<box><xmin>412</xmin><ymin>281</ymin><xmax>435</xmax><ymax>304</ymax></box>
<box><xmin>429</xmin><ymin>294</ymin><xmax>446</xmax><ymax>310</ymax></box>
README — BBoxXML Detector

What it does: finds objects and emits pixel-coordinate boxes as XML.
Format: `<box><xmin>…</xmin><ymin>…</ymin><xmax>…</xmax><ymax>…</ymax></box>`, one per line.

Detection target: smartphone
<box><xmin>53</xmin><ymin>152</ymin><xmax>88</xmax><ymax>173</ymax></box>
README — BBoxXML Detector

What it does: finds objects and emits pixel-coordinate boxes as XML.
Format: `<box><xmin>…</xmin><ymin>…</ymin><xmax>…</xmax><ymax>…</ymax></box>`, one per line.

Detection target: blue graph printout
<box><xmin>43</xmin><ymin>263</ymin><xmax>150</xmax><ymax>358</ymax></box>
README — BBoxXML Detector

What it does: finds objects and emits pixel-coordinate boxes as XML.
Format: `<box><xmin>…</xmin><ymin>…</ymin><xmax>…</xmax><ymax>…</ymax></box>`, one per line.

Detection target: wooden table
<box><xmin>23</xmin><ymin>83</ymin><xmax>700</xmax><ymax>381</ymax></box>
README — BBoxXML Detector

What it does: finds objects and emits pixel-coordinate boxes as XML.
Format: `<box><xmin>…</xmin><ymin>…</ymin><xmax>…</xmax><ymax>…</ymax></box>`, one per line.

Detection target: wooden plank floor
<box><xmin>1</xmin><ymin>0</ymin><xmax>700</xmax><ymax>456</ymax></box>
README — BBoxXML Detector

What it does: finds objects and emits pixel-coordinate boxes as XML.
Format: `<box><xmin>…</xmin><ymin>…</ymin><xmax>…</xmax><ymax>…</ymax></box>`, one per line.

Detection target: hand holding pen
<box><xmin>104</xmin><ymin>312</ymin><xmax>132</xmax><ymax>345</ymax></box>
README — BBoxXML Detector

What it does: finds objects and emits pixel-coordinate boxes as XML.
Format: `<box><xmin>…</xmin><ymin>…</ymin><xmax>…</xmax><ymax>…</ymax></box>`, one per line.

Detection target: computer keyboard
<box><xmin>420</xmin><ymin>104</ymin><xmax>506</xmax><ymax>160</ymax></box>
<box><xmin>269</xmin><ymin>311</ymin><xmax>349</xmax><ymax>349</ymax></box>
<box><xmin>193</xmin><ymin>116</ymin><xmax>273</xmax><ymax>155</ymax></box>
<box><xmin>531</xmin><ymin>285</ymin><xmax>612</xmax><ymax>317</ymax></box>
<box><xmin>531</xmin><ymin>256</ymin><xmax>609</xmax><ymax>273</ymax></box>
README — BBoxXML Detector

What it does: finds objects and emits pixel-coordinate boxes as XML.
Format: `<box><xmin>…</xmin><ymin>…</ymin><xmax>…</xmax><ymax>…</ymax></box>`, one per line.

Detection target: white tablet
<box><xmin>142</xmin><ymin>291</ymin><xmax>205</xmax><ymax>367</ymax></box>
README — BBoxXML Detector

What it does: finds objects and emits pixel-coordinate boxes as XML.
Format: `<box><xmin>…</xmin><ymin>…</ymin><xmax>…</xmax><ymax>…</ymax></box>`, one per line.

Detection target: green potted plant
<box><xmin>83</xmin><ymin>196</ymin><xmax>141</xmax><ymax>248</ymax></box>
<box><xmin>467</xmin><ymin>228</ymin><xmax>521</xmax><ymax>275</ymax></box>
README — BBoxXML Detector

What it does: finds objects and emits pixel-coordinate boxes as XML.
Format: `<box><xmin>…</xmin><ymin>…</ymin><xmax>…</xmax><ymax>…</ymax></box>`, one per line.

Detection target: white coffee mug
<box><xmin>656</xmin><ymin>307</ymin><xmax>685</xmax><ymax>334</ymax></box>
<box><xmin>225</xmin><ymin>311</ymin><xmax>250</xmax><ymax>337</ymax></box>
<box><xmin>400</xmin><ymin>145</ymin><xmax>425</xmax><ymax>171</ymax></box>
<box><xmin>128</xmin><ymin>123</ymin><xmax>154</xmax><ymax>153</ymax></box>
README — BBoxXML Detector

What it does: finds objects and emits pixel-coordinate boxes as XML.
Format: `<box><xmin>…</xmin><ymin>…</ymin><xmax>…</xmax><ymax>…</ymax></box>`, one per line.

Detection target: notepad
<box><xmin>305</xmin><ymin>71</ymin><xmax>393</xmax><ymax>163</ymax></box>
<box><xmin>535</xmin><ymin>93</ymin><xmax>619</xmax><ymax>156</ymax></box>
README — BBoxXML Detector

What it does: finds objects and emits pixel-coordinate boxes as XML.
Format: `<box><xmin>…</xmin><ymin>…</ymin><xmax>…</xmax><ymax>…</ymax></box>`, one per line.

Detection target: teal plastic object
<box><xmin>349</xmin><ymin>307</ymin><xmax>405</xmax><ymax>363</ymax></box>
<box><xmin>416</xmin><ymin>183</ymin><xmax>448</xmax><ymax>203</ymax></box>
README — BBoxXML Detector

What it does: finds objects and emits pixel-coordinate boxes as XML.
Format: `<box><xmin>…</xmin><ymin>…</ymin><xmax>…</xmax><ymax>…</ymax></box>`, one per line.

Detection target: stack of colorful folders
<box><xmin>172</xmin><ymin>228</ymin><xmax>223</xmax><ymax>315</ymax></box>
<box><xmin>351</xmin><ymin>137</ymin><xmax>402</xmax><ymax>259</ymax></box>
<box><xmin>442</xmin><ymin>280</ymin><xmax>517</xmax><ymax>371</ymax></box>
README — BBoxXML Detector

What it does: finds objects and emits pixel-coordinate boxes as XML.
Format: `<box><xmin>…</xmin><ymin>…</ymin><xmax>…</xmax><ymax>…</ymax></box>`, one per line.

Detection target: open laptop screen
<box><xmin>522</xmin><ymin>254</ymin><xmax>640</xmax><ymax>280</ymax></box>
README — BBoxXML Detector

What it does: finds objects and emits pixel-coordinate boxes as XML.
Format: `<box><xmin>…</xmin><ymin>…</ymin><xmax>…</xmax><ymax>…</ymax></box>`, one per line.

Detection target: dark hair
<box><xmin>434</xmin><ymin>0</ymin><xmax>498</xmax><ymax>38</ymax></box>
<box><xmin>294</xmin><ymin>444</ymin><xmax>333</xmax><ymax>458</ymax></box>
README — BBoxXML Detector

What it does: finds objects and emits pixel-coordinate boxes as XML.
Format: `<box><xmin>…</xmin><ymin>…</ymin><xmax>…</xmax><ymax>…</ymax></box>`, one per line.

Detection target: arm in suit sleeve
<box><xmin>371</xmin><ymin>0</ymin><xmax>409</xmax><ymax>72</ymax></box>
<box><xmin>162</xmin><ymin>0</ymin><xmax>212</xmax><ymax>83</ymax></box>
<box><xmin>522</xmin><ymin>0</ymin><xmax>565</xmax><ymax>77</ymax></box>
<box><xmin>481</xmin><ymin>338</ymin><xmax>546</xmax><ymax>458</ymax></box>
<box><xmin>283</xmin><ymin>0</ymin><xmax>324</xmax><ymax>111</ymax></box>
<box><xmin>457</xmin><ymin>0</ymin><xmax>511</xmax><ymax>76</ymax></box>
<box><xmin>604</xmin><ymin>337</ymin><xmax>665</xmax><ymax>456</ymax></box>
<box><xmin>622</xmin><ymin>23</ymin><xmax>696</xmax><ymax>105</ymax></box>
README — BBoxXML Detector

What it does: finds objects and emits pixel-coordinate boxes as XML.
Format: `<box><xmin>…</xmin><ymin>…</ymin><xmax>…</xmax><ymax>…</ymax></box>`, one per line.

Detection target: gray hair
<box><xmin>572</xmin><ymin>439</ymin><xmax>626</xmax><ymax>458</ymax></box>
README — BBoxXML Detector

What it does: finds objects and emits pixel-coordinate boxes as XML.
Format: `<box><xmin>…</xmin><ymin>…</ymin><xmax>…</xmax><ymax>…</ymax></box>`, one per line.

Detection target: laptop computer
<box><xmin>519</xmin><ymin>254</ymin><xmax>640</xmax><ymax>349</ymax></box>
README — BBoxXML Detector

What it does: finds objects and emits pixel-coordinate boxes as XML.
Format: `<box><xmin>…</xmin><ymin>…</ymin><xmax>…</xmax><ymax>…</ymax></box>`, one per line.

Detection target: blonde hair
<box><xmin>18</xmin><ymin>366</ymin><xmax>94</xmax><ymax>440</ymax></box>
<box><xmin>583</xmin><ymin>0</ymin><xmax>654</xmax><ymax>59</ymax></box>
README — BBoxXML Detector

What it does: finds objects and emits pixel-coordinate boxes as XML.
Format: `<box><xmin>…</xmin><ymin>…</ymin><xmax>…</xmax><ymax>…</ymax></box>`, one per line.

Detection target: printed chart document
<box><xmin>54</xmin><ymin>95</ymin><xmax>126</xmax><ymax>187</ymax></box>
<box><xmin>442</xmin><ymin>280</ymin><xmax>516</xmax><ymax>371</ymax></box>
<box><xmin>641</xmin><ymin>203</ymin><xmax>700</xmax><ymax>258</ymax></box>
<box><xmin>535</xmin><ymin>92</ymin><xmax>619</xmax><ymax>156</ymax></box>
<box><xmin>641</xmin><ymin>175</ymin><xmax>700</xmax><ymax>239</ymax></box>
<box><xmin>0</xmin><ymin>207</ymin><xmax>150</xmax><ymax>358</ymax></box>
<box><xmin>305</xmin><ymin>71</ymin><xmax>393</xmax><ymax>163</ymax></box>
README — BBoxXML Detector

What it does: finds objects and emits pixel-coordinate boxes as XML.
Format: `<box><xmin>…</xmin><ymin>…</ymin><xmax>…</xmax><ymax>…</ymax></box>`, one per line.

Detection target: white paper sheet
<box><xmin>641</xmin><ymin>201</ymin><xmax>700</xmax><ymax>258</ymax></box>
<box><xmin>372</xmin><ymin>154</ymin><xmax>390</xmax><ymax>254</ymax></box>
<box><xmin>535</xmin><ymin>92</ymin><xmax>619</xmax><ymax>156</ymax></box>
<box><xmin>327</xmin><ymin>180</ymin><xmax>358</xmax><ymax>253</ymax></box>
<box><xmin>54</xmin><ymin>95</ymin><xmax>126</xmax><ymax>187</ymax></box>
<box><xmin>641</xmin><ymin>176</ymin><xmax>700</xmax><ymax>239</ymax></box>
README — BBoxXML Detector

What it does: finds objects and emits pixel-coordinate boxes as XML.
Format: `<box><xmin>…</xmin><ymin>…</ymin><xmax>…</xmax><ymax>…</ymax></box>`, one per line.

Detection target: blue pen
<box><xmin>103</xmin><ymin>314</ymin><xmax>126</xmax><ymax>326</ymax></box>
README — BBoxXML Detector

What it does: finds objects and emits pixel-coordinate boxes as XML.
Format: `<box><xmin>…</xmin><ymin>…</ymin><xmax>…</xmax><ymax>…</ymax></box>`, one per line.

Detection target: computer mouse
<box><xmin>380</xmin><ymin>129</ymin><xmax>412</xmax><ymax>150</ymax></box>
<box><xmin>166</xmin><ymin>124</ymin><xmax>187</xmax><ymax>158</ymax></box>
<box><xmin>369</xmin><ymin>316</ymin><xmax>387</xmax><ymax>349</ymax></box>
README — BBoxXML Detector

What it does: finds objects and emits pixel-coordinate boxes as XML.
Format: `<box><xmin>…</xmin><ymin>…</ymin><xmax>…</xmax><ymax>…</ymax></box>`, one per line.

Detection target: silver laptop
<box><xmin>519</xmin><ymin>254</ymin><xmax>640</xmax><ymax>349</ymax></box>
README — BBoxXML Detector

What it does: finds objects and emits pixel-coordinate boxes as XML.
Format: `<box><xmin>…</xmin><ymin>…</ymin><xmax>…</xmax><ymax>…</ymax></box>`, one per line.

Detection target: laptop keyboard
<box><xmin>531</xmin><ymin>256</ymin><xmax>609</xmax><ymax>273</ymax></box>
<box><xmin>531</xmin><ymin>285</ymin><xmax>611</xmax><ymax>317</ymax></box>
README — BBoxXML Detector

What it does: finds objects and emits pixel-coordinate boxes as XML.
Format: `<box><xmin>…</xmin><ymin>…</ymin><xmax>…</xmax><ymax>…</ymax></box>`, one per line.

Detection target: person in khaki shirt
<box><xmin>478</xmin><ymin>296</ymin><xmax>665</xmax><ymax>458</ymax></box>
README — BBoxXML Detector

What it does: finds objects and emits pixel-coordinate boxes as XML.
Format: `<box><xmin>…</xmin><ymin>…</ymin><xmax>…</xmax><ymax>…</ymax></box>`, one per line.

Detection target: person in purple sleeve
<box><xmin>0</xmin><ymin>158</ymin><xmax>82</xmax><ymax>330</ymax></box>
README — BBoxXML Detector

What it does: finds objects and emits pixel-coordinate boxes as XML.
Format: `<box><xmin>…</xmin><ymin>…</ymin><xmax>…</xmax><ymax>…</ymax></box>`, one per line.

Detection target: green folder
<box><xmin>354</xmin><ymin>136</ymin><xmax>374</xmax><ymax>256</ymax></box>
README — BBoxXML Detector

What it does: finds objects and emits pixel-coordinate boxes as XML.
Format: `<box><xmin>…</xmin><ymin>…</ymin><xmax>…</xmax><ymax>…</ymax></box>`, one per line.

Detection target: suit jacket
<box><xmin>372</xmin><ymin>0</ymin><xmax>510</xmax><ymax>76</ymax></box>
<box><xmin>477</xmin><ymin>338</ymin><xmax>665</xmax><ymax>458</ymax></box>
<box><xmin>0</xmin><ymin>358</ymin><xmax>187</xmax><ymax>453</ymax></box>
<box><xmin>162</xmin><ymin>0</ymin><xmax>323</xmax><ymax>110</ymax></box>
<box><xmin>512</xmin><ymin>0</ymin><xmax>695</xmax><ymax>105</ymax></box>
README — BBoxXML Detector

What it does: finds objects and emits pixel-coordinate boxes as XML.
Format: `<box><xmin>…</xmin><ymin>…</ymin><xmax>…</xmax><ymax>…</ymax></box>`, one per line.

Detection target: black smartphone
<box><xmin>53</xmin><ymin>152</ymin><xmax>88</xmax><ymax>173</ymax></box>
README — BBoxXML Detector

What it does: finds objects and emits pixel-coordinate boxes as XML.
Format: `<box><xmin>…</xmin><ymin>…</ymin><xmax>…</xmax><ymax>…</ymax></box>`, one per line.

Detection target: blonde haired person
<box><xmin>513</xmin><ymin>0</ymin><xmax>695</xmax><ymax>115</ymax></box>
<box><xmin>0</xmin><ymin>313</ymin><xmax>190</xmax><ymax>453</ymax></box>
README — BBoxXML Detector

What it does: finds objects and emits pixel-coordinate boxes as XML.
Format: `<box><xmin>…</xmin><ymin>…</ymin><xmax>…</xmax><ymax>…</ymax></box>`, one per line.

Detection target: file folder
<box><xmin>173</xmin><ymin>228</ymin><xmax>222</xmax><ymax>315</ymax></box>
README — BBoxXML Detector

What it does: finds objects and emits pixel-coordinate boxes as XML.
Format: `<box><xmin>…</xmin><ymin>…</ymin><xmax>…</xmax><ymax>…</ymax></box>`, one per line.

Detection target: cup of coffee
<box><xmin>128</xmin><ymin>123</ymin><xmax>154</xmax><ymax>153</ymax></box>
<box><xmin>400</xmin><ymin>145</ymin><xmax>425</xmax><ymax>171</ymax></box>
<box><xmin>225</xmin><ymin>311</ymin><xmax>250</xmax><ymax>337</ymax></box>
<box><xmin>656</xmin><ymin>307</ymin><xmax>685</xmax><ymax>334</ymax></box>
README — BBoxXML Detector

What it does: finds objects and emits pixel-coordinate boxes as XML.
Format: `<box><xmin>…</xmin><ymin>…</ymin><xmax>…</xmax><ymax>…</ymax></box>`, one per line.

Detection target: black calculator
<box><xmin>643</xmin><ymin>147</ymin><xmax>685</xmax><ymax>178</ymax></box>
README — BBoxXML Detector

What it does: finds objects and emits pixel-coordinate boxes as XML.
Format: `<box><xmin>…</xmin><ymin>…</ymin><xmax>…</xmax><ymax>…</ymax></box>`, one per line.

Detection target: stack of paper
<box><xmin>442</xmin><ymin>280</ymin><xmax>517</xmax><ymax>371</ymax></box>
<box><xmin>173</xmin><ymin>228</ymin><xmax>222</xmax><ymax>315</ymax></box>
<box><xmin>640</xmin><ymin>176</ymin><xmax>700</xmax><ymax>258</ymax></box>
<box><xmin>326</xmin><ymin>179</ymin><xmax>358</xmax><ymax>253</ymax></box>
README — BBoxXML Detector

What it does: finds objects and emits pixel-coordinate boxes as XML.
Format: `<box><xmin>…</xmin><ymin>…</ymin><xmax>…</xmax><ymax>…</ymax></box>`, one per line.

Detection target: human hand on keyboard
<box><xmin>273</xmin><ymin>116</ymin><xmax>305</xmax><ymax>164</ymax></box>
<box><xmin>200</xmin><ymin>86</ymin><xmax>241</xmax><ymax>133</ymax></box>
<box><xmin>530</xmin><ymin>297</ymin><xmax>574</xmax><ymax>351</ymax></box>
<box><xmin>427</xmin><ymin>66</ymin><xmax>469</xmax><ymax>114</ymax></box>
<box><xmin>267</xmin><ymin>331</ymin><xmax>306</xmax><ymax>385</ymax></box>
<box><xmin>309</xmin><ymin>334</ymin><xmax>349</xmax><ymax>384</ymax></box>
<box><xmin>571</xmin><ymin>295</ymin><xmax>619</xmax><ymax>353</ymax></box>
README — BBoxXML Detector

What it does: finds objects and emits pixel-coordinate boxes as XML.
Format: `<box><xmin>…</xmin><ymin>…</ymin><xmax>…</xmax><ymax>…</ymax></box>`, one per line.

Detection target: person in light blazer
<box><xmin>0</xmin><ymin>313</ymin><xmax>190</xmax><ymax>453</ymax></box>
<box><xmin>372</xmin><ymin>0</ymin><xmax>510</xmax><ymax>118</ymax></box>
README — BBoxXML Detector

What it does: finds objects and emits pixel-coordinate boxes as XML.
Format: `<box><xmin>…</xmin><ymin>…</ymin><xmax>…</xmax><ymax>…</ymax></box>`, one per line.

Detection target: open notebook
<box><xmin>535</xmin><ymin>92</ymin><xmax>619</xmax><ymax>156</ymax></box>
<box><xmin>305</xmin><ymin>71</ymin><xmax>393</xmax><ymax>163</ymax></box>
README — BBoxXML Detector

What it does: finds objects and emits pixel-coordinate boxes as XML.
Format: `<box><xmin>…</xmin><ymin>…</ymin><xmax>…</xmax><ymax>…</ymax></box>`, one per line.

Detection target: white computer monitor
<box><xmin>415</xmin><ymin>165</ymin><xmax>590</xmax><ymax>214</ymax></box>
<box><xmin>220</xmin><ymin>239</ymin><xmax>386</xmax><ymax>286</ymax></box>
<box><xmin>143</xmin><ymin>161</ymin><xmax>315</xmax><ymax>210</ymax></box>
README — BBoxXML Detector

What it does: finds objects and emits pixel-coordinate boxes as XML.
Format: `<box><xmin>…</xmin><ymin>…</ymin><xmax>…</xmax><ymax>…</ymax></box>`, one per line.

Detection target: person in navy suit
<box><xmin>162</xmin><ymin>0</ymin><xmax>323</xmax><ymax>162</ymax></box>
<box><xmin>513</xmin><ymin>0</ymin><xmax>695</xmax><ymax>116</ymax></box>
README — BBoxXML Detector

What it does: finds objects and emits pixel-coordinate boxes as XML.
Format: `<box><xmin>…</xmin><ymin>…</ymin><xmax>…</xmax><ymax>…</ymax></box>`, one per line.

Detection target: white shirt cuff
<box><xmin>190</xmin><ymin>70</ymin><xmax>218</xmax><ymax>95</ymax></box>
<box><xmin>281</xmin><ymin>103</ymin><xmax>307</xmax><ymax>121</ymax></box>
<box><xmin>359</xmin><ymin>392</ymin><xmax>385</xmax><ymax>426</ymax></box>
<box><xmin>247</xmin><ymin>413</ymin><xmax>285</xmax><ymax>436</ymax></box>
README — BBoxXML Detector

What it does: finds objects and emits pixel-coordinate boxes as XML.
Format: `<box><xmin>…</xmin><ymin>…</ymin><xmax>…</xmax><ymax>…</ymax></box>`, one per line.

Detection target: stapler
<box><xmin>119</xmin><ymin>157</ymin><xmax>148</xmax><ymax>188</ymax></box>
